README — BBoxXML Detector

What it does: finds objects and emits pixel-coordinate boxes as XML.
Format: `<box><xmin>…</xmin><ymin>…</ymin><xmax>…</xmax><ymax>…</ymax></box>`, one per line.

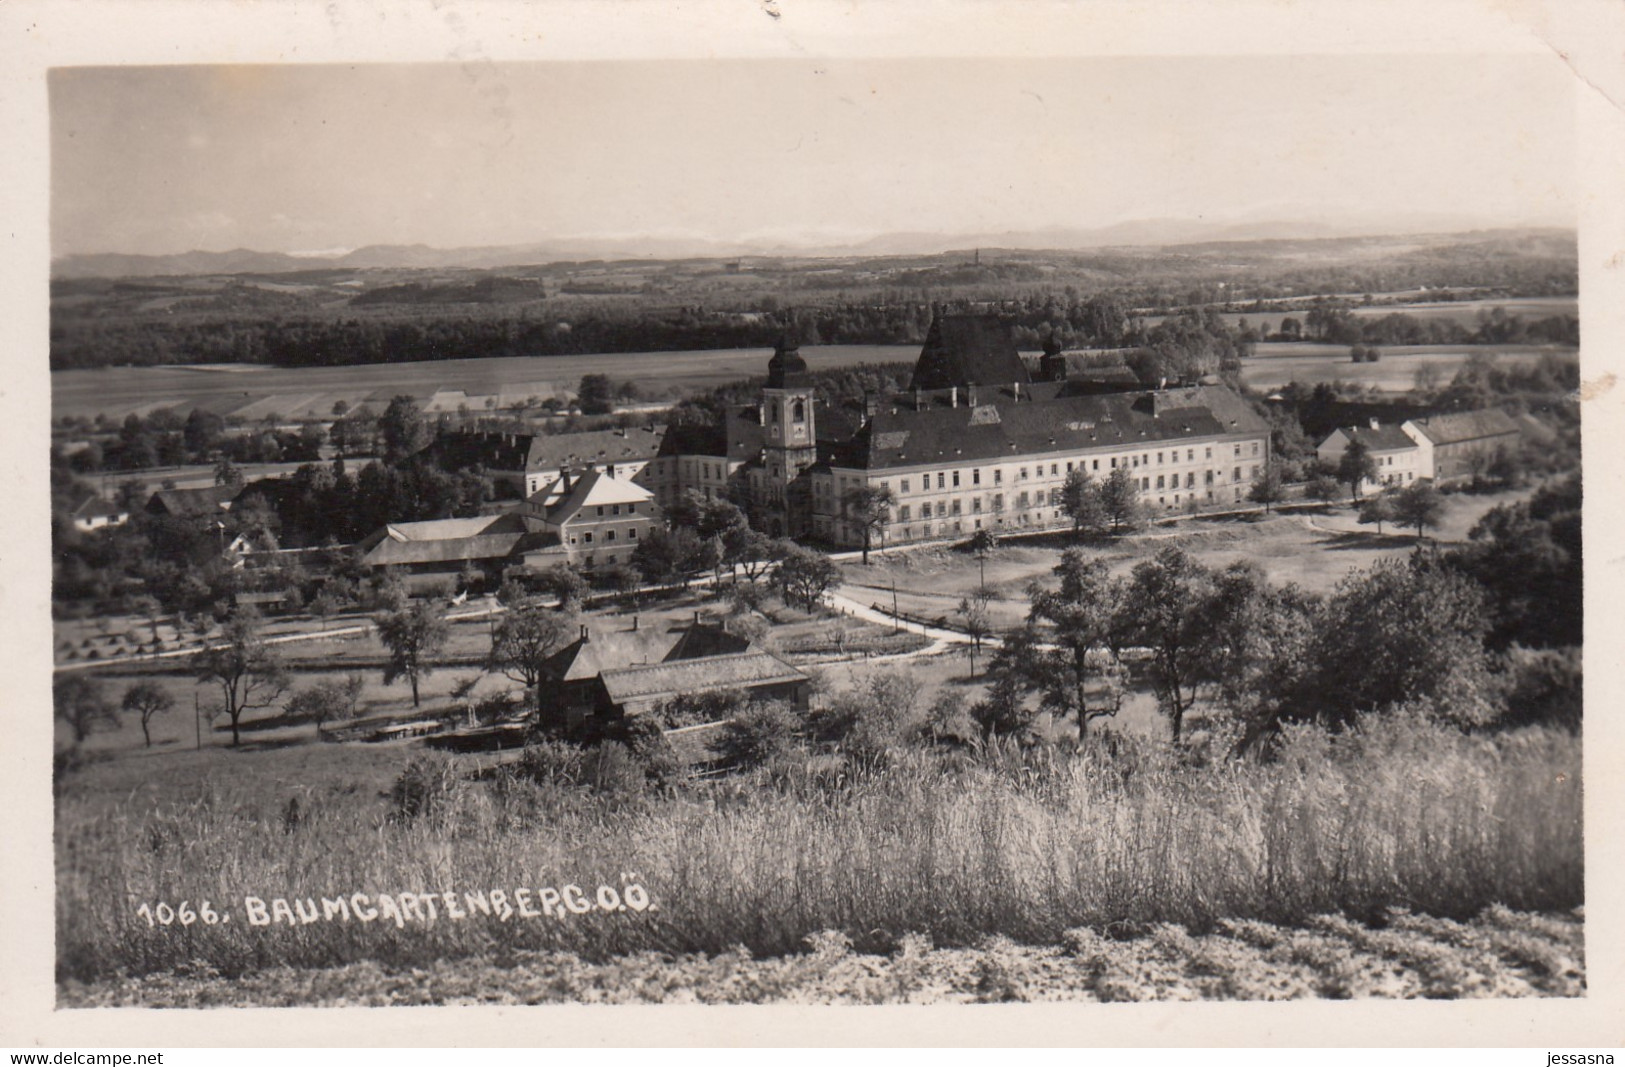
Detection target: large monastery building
<box><xmin>664</xmin><ymin>309</ymin><xmax>1273</xmax><ymax>548</ymax></box>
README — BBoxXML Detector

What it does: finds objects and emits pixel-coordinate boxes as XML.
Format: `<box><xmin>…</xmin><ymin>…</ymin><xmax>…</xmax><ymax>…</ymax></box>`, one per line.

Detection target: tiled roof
<box><xmin>69</xmin><ymin>492</ymin><xmax>125</xmax><ymax>520</ymax></box>
<box><xmin>543</xmin><ymin>627</ymin><xmax>679</xmax><ymax>682</ymax></box>
<box><xmin>147</xmin><ymin>484</ymin><xmax>236</xmax><ymax>516</ymax></box>
<box><xmin>427</xmin><ymin>427</ymin><xmax>665</xmax><ymax>474</ymax></box>
<box><xmin>664</xmin><ymin>623</ymin><xmax>753</xmax><ymax>662</ymax></box>
<box><xmin>844</xmin><ymin>384</ymin><xmax>1269</xmax><ymax>471</ymax></box>
<box><xmin>544</xmin><ymin>468</ymin><xmax>656</xmax><ymax>524</ymax></box>
<box><xmin>599</xmin><ymin>651</ymin><xmax>805</xmax><ymax>705</ymax></box>
<box><xmin>909</xmin><ymin>314</ymin><xmax>1032</xmax><ymax>391</ymax></box>
<box><xmin>1323</xmin><ymin>424</ymin><xmax>1417</xmax><ymax>453</ymax></box>
<box><xmin>357</xmin><ymin>512</ymin><xmax>545</xmax><ymax>567</ymax></box>
<box><xmin>1406</xmin><ymin>410</ymin><xmax>1520</xmax><ymax>446</ymax></box>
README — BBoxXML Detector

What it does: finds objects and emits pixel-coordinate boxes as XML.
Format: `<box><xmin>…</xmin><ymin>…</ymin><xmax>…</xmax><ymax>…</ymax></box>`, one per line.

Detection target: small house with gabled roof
<box><xmin>1316</xmin><ymin>419</ymin><xmax>1421</xmax><ymax>492</ymax></box>
<box><xmin>1401</xmin><ymin>409</ymin><xmax>1520</xmax><ymax>482</ymax></box>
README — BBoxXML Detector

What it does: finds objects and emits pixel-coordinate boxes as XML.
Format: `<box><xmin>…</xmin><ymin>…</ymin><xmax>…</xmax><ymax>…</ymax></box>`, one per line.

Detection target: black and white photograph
<box><xmin>4</xmin><ymin>0</ymin><xmax>1623</xmax><ymax>1047</ymax></box>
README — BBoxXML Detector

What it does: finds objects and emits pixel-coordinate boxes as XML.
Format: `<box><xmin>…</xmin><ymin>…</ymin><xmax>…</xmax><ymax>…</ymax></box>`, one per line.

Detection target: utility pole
<box><xmin>891</xmin><ymin>577</ymin><xmax>899</xmax><ymax>633</ymax></box>
<box><xmin>194</xmin><ymin>690</ymin><xmax>201</xmax><ymax>750</ymax></box>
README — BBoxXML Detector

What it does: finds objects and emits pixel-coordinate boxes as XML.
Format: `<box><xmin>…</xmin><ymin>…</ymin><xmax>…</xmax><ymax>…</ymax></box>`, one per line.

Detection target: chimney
<box><xmin>951</xmin><ymin>386</ymin><xmax>958</xmax><ymax>408</ymax></box>
<box><xmin>1369</xmin><ymin>417</ymin><xmax>1381</xmax><ymax>431</ymax></box>
<box><xmin>914</xmin><ymin>387</ymin><xmax>922</xmax><ymax>412</ymax></box>
<box><xmin>632</xmin><ymin>614</ymin><xmax>639</xmax><ymax>632</ymax></box>
<box><xmin>968</xmin><ymin>385</ymin><xmax>978</xmax><ymax>406</ymax></box>
<box><xmin>579</xmin><ymin>623</ymin><xmax>589</xmax><ymax>643</ymax></box>
<box><xmin>1012</xmin><ymin>381</ymin><xmax>1021</xmax><ymax>401</ymax></box>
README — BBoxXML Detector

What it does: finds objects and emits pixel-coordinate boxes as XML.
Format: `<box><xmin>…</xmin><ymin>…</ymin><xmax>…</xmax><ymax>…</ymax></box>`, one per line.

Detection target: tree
<box><xmin>842</xmin><ymin>484</ymin><xmax>897</xmax><ymax>564</ymax></box>
<box><xmin>1099</xmin><ymin>466</ymin><xmax>1143</xmax><ymax>534</ymax></box>
<box><xmin>121</xmin><ymin>680</ymin><xmax>174</xmax><ymax>748</ymax></box>
<box><xmin>534</xmin><ymin>563</ymin><xmax>586</xmax><ymax>609</ymax></box>
<box><xmin>1012</xmin><ymin>551</ymin><xmax>1129</xmax><ymax>738</ymax></box>
<box><xmin>378</xmin><ymin>395</ymin><xmax>429</xmax><ymax>465</ymax></box>
<box><xmin>773</xmin><ymin>544</ymin><xmax>841</xmax><ymax>612</ymax></box>
<box><xmin>577</xmin><ymin>374</ymin><xmax>615</xmax><ymax>416</ymax></box>
<box><xmin>730</xmin><ymin>527</ymin><xmax>780</xmax><ymax>585</ymax></box>
<box><xmin>967</xmin><ymin>527</ymin><xmax>999</xmax><ymax>590</ymax></box>
<box><xmin>195</xmin><ymin>612</ymin><xmax>289</xmax><ymax>746</ymax></box>
<box><xmin>489</xmin><ymin>599</ymin><xmax>577</xmax><ymax>722</ymax></box>
<box><xmin>1357</xmin><ymin>493</ymin><xmax>1395</xmax><ymax>535</ymax></box>
<box><xmin>1445</xmin><ymin>474</ymin><xmax>1579</xmax><ymax>650</ymax></box>
<box><xmin>1247</xmin><ymin>462</ymin><xmax>1285</xmax><ymax>514</ymax></box>
<box><xmin>711</xmin><ymin>700</ymin><xmax>801</xmax><ymax>770</ymax></box>
<box><xmin>1296</xmin><ymin>555</ymin><xmax>1497</xmax><ymax>730</ymax></box>
<box><xmin>957</xmin><ymin>589</ymin><xmax>994</xmax><ymax>678</ymax></box>
<box><xmin>374</xmin><ymin>601</ymin><xmax>450</xmax><ymax>707</ymax></box>
<box><xmin>1336</xmin><ymin>441</ymin><xmax>1377</xmax><ymax>503</ymax></box>
<box><xmin>1307</xmin><ymin>473</ymin><xmax>1342</xmax><ymax>504</ymax></box>
<box><xmin>1116</xmin><ymin>546</ymin><xmax>1215</xmax><ymax>741</ymax></box>
<box><xmin>1060</xmin><ymin>468</ymin><xmax>1110</xmax><ymax>539</ymax></box>
<box><xmin>285</xmin><ymin>676</ymin><xmax>364</xmax><ymax>736</ymax></box>
<box><xmin>631</xmin><ymin>525</ymin><xmax>708</xmax><ymax>587</ymax></box>
<box><xmin>1391</xmin><ymin>481</ymin><xmax>1444</xmax><ymax>540</ymax></box>
<box><xmin>55</xmin><ymin>675</ymin><xmax>119</xmax><ymax>747</ymax></box>
<box><xmin>213</xmin><ymin>457</ymin><xmax>244</xmax><ymax>490</ymax></box>
<box><xmin>668</xmin><ymin>491</ymin><xmax>751</xmax><ymax>583</ymax></box>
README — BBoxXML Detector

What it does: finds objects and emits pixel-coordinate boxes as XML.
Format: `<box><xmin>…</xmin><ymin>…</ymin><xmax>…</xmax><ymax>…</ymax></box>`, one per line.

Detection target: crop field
<box><xmin>53</xmin><ymin>711</ymin><xmax>1583</xmax><ymax>1004</ymax></box>
<box><xmin>49</xmin><ymin>344</ymin><xmax>918</xmax><ymax>421</ymax></box>
<box><xmin>1239</xmin><ymin>342</ymin><xmax>1575</xmax><ymax>393</ymax></box>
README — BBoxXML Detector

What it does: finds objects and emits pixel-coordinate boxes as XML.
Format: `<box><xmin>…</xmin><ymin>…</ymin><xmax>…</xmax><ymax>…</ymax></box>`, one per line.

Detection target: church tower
<box><xmin>762</xmin><ymin>330</ymin><xmax>817</xmax><ymax>482</ymax></box>
<box><xmin>758</xmin><ymin>329</ymin><xmax>817</xmax><ymax>537</ymax></box>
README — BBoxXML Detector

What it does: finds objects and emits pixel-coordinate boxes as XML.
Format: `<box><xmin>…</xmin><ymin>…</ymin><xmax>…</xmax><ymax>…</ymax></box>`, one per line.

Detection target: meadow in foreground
<box><xmin>56</xmin><ymin>713</ymin><xmax>1582</xmax><ymax>1001</ymax></box>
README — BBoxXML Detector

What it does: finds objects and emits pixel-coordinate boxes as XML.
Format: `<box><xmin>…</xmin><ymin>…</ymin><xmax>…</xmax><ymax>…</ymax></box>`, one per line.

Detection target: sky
<box><xmin>49</xmin><ymin>55</ymin><xmax>1577</xmax><ymax>258</ymax></box>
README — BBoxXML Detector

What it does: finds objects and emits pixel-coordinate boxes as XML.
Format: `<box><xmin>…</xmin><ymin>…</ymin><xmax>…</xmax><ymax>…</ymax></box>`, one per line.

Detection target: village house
<box><xmin>66</xmin><ymin>491</ymin><xmax>128</xmax><ymax>532</ymax></box>
<box><xmin>516</xmin><ymin>466</ymin><xmax>659</xmax><ymax>574</ymax></box>
<box><xmin>144</xmin><ymin>483</ymin><xmax>236</xmax><ymax>519</ymax></box>
<box><xmin>1401</xmin><ymin>410</ymin><xmax>1522</xmax><ymax>483</ymax></box>
<box><xmin>1316</xmin><ymin>420</ymin><xmax>1422</xmax><ymax>493</ymax></box>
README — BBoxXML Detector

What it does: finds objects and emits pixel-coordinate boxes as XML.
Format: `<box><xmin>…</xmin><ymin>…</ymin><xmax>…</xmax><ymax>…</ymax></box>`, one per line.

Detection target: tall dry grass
<box><xmin>56</xmin><ymin>714</ymin><xmax>1581</xmax><ymax>982</ymax></box>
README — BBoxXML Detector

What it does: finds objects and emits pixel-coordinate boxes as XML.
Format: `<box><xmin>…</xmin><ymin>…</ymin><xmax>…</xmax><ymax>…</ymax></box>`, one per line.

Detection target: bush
<box><xmin>388</xmin><ymin>756</ymin><xmax>463</xmax><ymax>824</ymax></box>
<box><xmin>712</xmin><ymin>700</ymin><xmax>803</xmax><ymax>770</ymax></box>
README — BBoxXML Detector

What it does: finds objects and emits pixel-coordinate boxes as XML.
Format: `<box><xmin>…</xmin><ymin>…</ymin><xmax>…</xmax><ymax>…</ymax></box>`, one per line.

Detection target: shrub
<box><xmin>387</xmin><ymin>756</ymin><xmax>463</xmax><ymax>824</ymax></box>
<box><xmin>712</xmin><ymin>700</ymin><xmax>803</xmax><ymax>770</ymax></box>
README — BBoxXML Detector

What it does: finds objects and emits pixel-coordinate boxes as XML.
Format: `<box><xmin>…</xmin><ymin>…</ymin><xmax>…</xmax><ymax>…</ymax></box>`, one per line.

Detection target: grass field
<box><xmin>838</xmin><ymin>489</ymin><xmax>1536</xmax><ymax>633</ymax></box>
<box><xmin>50</xmin><ymin>344</ymin><xmax>918</xmax><ymax>421</ymax></box>
<box><xmin>54</xmin><ymin>711</ymin><xmax>1583</xmax><ymax>1000</ymax></box>
<box><xmin>1239</xmin><ymin>342</ymin><xmax>1575</xmax><ymax>393</ymax></box>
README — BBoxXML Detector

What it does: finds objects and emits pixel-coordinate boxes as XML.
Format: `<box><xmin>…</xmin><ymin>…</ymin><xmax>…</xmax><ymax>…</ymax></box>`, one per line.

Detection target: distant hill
<box><xmin>53</xmin><ymin>215</ymin><xmax>1575</xmax><ymax>279</ymax></box>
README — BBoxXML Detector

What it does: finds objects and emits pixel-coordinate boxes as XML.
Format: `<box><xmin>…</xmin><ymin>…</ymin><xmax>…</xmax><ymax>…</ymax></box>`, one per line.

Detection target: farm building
<box><xmin>594</xmin><ymin>651</ymin><xmax>810</xmax><ymax>719</ymax></box>
<box><xmin>537</xmin><ymin>617</ymin><xmax>801</xmax><ymax>728</ymax></box>
<box><xmin>1316</xmin><ymin>420</ymin><xmax>1422</xmax><ymax>493</ymax></box>
<box><xmin>1401</xmin><ymin>410</ymin><xmax>1521</xmax><ymax>482</ymax></box>
<box><xmin>355</xmin><ymin>512</ymin><xmax>564</xmax><ymax>591</ymax></box>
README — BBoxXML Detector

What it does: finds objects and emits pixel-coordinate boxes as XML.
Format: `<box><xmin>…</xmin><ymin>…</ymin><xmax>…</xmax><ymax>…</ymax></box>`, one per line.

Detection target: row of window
<box><xmin>567</xmin><ymin>526</ymin><xmax>640</xmax><ymax>546</ymax></box>
<box><xmin>882</xmin><ymin>441</ymin><xmax>1264</xmax><ymax>496</ymax></box>
<box><xmin>879</xmin><ymin>465</ymin><xmax>1260</xmax><ymax>523</ymax></box>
